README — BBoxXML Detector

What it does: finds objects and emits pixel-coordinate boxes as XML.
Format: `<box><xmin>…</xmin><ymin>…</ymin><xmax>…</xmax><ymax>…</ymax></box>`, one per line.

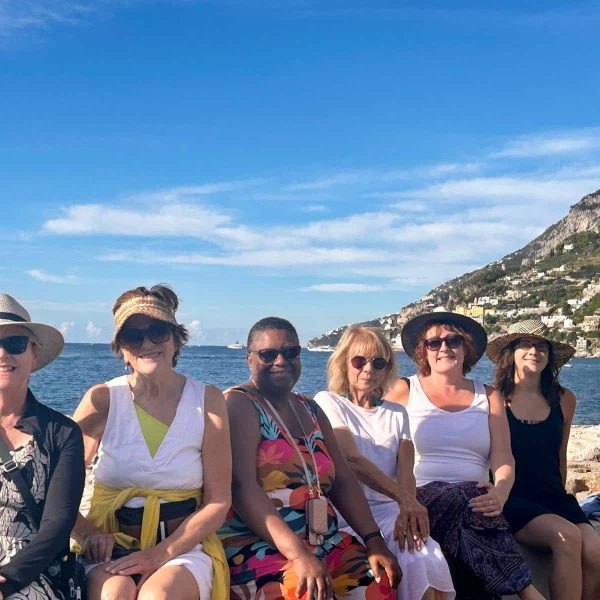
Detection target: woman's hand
<box><xmin>83</xmin><ymin>531</ymin><xmax>116</xmax><ymax>564</ymax></box>
<box><xmin>393</xmin><ymin>494</ymin><xmax>430</xmax><ymax>552</ymax></box>
<box><xmin>365</xmin><ymin>537</ymin><xmax>402</xmax><ymax>589</ymax></box>
<box><xmin>469</xmin><ymin>481</ymin><xmax>508</xmax><ymax>517</ymax></box>
<box><xmin>291</xmin><ymin>552</ymin><xmax>334</xmax><ymax>600</ymax></box>
<box><xmin>106</xmin><ymin>546</ymin><xmax>167</xmax><ymax>588</ymax></box>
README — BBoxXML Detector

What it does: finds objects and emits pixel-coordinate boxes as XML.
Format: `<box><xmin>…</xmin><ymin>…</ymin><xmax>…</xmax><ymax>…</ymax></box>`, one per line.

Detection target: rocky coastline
<box><xmin>567</xmin><ymin>424</ymin><xmax>600</xmax><ymax>498</ymax></box>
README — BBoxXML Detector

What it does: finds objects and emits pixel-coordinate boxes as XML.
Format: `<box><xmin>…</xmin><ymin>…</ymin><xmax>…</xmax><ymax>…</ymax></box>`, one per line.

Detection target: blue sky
<box><xmin>1</xmin><ymin>0</ymin><xmax>600</xmax><ymax>344</ymax></box>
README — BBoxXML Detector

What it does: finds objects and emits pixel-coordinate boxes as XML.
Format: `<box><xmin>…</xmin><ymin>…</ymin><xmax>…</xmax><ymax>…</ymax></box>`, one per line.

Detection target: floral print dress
<box><xmin>219</xmin><ymin>388</ymin><xmax>394</xmax><ymax>600</ymax></box>
<box><xmin>0</xmin><ymin>439</ymin><xmax>62</xmax><ymax>600</ymax></box>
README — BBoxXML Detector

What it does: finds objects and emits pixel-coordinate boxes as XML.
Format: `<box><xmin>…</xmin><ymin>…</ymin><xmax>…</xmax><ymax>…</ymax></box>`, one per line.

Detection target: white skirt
<box><xmin>342</xmin><ymin>500</ymin><xmax>455</xmax><ymax>600</ymax></box>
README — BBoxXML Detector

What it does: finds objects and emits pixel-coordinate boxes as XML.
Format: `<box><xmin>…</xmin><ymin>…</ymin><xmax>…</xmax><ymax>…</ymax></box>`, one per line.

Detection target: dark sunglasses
<box><xmin>0</xmin><ymin>335</ymin><xmax>30</xmax><ymax>355</ymax></box>
<box><xmin>516</xmin><ymin>339</ymin><xmax>550</xmax><ymax>353</ymax></box>
<box><xmin>424</xmin><ymin>334</ymin><xmax>464</xmax><ymax>352</ymax></box>
<box><xmin>118</xmin><ymin>322</ymin><xmax>173</xmax><ymax>349</ymax></box>
<box><xmin>350</xmin><ymin>356</ymin><xmax>388</xmax><ymax>370</ymax></box>
<box><xmin>251</xmin><ymin>346</ymin><xmax>302</xmax><ymax>364</ymax></box>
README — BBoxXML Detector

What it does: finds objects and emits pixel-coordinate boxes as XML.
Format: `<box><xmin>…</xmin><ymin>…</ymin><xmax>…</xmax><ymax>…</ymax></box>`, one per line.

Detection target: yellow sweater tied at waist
<box><xmin>84</xmin><ymin>482</ymin><xmax>229</xmax><ymax>600</ymax></box>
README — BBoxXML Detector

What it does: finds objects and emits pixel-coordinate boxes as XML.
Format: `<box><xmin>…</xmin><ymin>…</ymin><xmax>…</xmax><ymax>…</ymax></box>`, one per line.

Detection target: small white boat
<box><xmin>227</xmin><ymin>341</ymin><xmax>244</xmax><ymax>349</ymax></box>
<box><xmin>307</xmin><ymin>345</ymin><xmax>334</xmax><ymax>352</ymax></box>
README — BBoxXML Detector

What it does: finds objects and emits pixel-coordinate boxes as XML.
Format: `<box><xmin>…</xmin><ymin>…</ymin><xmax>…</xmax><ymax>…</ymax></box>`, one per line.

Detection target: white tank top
<box><xmin>314</xmin><ymin>391</ymin><xmax>411</xmax><ymax>505</ymax></box>
<box><xmin>407</xmin><ymin>374</ymin><xmax>490</xmax><ymax>487</ymax></box>
<box><xmin>93</xmin><ymin>375</ymin><xmax>205</xmax><ymax>506</ymax></box>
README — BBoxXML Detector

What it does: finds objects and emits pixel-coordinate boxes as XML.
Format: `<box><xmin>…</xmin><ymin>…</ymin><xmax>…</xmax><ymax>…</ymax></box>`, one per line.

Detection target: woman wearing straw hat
<box><xmin>386</xmin><ymin>310</ymin><xmax>542</xmax><ymax>600</ymax></box>
<box><xmin>0</xmin><ymin>293</ymin><xmax>85</xmax><ymax>599</ymax></box>
<box><xmin>71</xmin><ymin>285</ymin><xmax>231</xmax><ymax>600</ymax></box>
<box><xmin>488</xmin><ymin>319</ymin><xmax>600</xmax><ymax>600</ymax></box>
<box><xmin>314</xmin><ymin>325</ymin><xmax>455</xmax><ymax>600</ymax></box>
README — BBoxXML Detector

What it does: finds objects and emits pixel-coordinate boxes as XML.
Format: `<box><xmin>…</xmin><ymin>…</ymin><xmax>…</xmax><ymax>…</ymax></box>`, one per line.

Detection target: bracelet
<box><xmin>362</xmin><ymin>530</ymin><xmax>383</xmax><ymax>544</ymax></box>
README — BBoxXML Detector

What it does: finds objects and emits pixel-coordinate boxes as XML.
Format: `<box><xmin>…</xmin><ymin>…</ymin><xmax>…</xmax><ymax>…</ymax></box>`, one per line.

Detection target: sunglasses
<box><xmin>516</xmin><ymin>339</ymin><xmax>550</xmax><ymax>353</ymax></box>
<box><xmin>350</xmin><ymin>356</ymin><xmax>388</xmax><ymax>370</ymax></box>
<box><xmin>118</xmin><ymin>322</ymin><xmax>173</xmax><ymax>349</ymax></box>
<box><xmin>251</xmin><ymin>346</ymin><xmax>302</xmax><ymax>364</ymax></box>
<box><xmin>0</xmin><ymin>335</ymin><xmax>30</xmax><ymax>355</ymax></box>
<box><xmin>424</xmin><ymin>334</ymin><xmax>464</xmax><ymax>352</ymax></box>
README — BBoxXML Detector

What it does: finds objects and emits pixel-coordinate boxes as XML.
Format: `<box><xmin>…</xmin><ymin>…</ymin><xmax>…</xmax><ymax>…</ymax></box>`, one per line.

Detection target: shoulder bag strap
<box><xmin>0</xmin><ymin>435</ymin><xmax>42</xmax><ymax>529</ymax></box>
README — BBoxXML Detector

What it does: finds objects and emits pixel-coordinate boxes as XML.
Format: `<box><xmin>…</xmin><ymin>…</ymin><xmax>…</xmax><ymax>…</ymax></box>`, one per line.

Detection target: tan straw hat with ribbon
<box><xmin>486</xmin><ymin>319</ymin><xmax>575</xmax><ymax>367</ymax></box>
<box><xmin>0</xmin><ymin>293</ymin><xmax>64</xmax><ymax>371</ymax></box>
<box><xmin>113</xmin><ymin>295</ymin><xmax>179</xmax><ymax>342</ymax></box>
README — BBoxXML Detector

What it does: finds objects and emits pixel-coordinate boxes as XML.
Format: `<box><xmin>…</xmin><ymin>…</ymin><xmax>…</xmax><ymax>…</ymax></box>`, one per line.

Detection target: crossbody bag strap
<box><xmin>0</xmin><ymin>436</ymin><xmax>42</xmax><ymax>529</ymax></box>
<box><xmin>239</xmin><ymin>386</ymin><xmax>322</xmax><ymax>498</ymax></box>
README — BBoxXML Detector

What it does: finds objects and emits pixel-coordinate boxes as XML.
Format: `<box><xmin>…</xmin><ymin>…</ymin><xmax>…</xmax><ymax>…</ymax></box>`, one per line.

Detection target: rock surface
<box><xmin>567</xmin><ymin>424</ymin><xmax>600</xmax><ymax>498</ymax></box>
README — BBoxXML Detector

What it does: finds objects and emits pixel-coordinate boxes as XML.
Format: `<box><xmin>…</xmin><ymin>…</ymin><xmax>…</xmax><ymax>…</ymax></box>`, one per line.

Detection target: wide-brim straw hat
<box><xmin>486</xmin><ymin>319</ymin><xmax>575</xmax><ymax>367</ymax></box>
<box><xmin>401</xmin><ymin>308</ymin><xmax>488</xmax><ymax>363</ymax></box>
<box><xmin>113</xmin><ymin>295</ymin><xmax>179</xmax><ymax>342</ymax></box>
<box><xmin>0</xmin><ymin>293</ymin><xmax>64</xmax><ymax>371</ymax></box>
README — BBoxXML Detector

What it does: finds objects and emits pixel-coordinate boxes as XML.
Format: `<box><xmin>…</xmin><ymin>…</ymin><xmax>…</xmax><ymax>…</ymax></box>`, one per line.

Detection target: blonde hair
<box><xmin>327</xmin><ymin>326</ymin><xmax>398</xmax><ymax>398</ymax></box>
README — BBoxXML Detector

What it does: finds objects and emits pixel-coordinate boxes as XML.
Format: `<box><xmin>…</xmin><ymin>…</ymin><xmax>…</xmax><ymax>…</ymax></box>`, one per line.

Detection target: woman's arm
<box><xmin>383</xmin><ymin>378</ymin><xmax>410</xmax><ymax>406</ymax></box>
<box><xmin>470</xmin><ymin>386</ymin><xmax>515</xmax><ymax>517</ymax></box>
<box><xmin>559</xmin><ymin>388</ymin><xmax>576</xmax><ymax>487</ymax></box>
<box><xmin>318</xmin><ymin>408</ymin><xmax>401</xmax><ymax>587</ymax></box>
<box><xmin>0</xmin><ymin>422</ymin><xmax>86</xmax><ymax>598</ymax></box>
<box><xmin>107</xmin><ymin>386</ymin><xmax>233</xmax><ymax>582</ymax></box>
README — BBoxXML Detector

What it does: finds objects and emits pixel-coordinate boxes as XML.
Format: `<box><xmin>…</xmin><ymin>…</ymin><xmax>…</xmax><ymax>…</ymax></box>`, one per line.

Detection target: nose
<box><xmin>273</xmin><ymin>351</ymin><xmax>288</xmax><ymax>365</ymax></box>
<box><xmin>362</xmin><ymin>360</ymin><xmax>374</xmax><ymax>372</ymax></box>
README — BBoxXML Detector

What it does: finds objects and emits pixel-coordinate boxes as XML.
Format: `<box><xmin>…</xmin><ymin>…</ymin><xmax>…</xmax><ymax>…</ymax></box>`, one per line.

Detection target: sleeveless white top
<box><xmin>93</xmin><ymin>375</ymin><xmax>205</xmax><ymax>506</ymax></box>
<box><xmin>314</xmin><ymin>390</ymin><xmax>411</xmax><ymax>505</ymax></box>
<box><xmin>406</xmin><ymin>375</ymin><xmax>490</xmax><ymax>487</ymax></box>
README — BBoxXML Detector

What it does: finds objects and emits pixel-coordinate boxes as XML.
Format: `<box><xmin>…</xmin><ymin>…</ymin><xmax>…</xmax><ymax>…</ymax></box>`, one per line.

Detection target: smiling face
<box><xmin>512</xmin><ymin>336</ymin><xmax>550</xmax><ymax>377</ymax></box>
<box><xmin>0</xmin><ymin>325</ymin><xmax>37</xmax><ymax>394</ymax></box>
<box><xmin>423</xmin><ymin>324</ymin><xmax>465</xmax><ymax>375</ymax></box>
<box><xmin>247</xmin><ymin>328</ymin><xmax>301</xmax><ymax>397</ymax></box>
<box><xmin>118</xmin><ymin>314</ymin><xmax>176</xmax><ymax>376</ymax></box>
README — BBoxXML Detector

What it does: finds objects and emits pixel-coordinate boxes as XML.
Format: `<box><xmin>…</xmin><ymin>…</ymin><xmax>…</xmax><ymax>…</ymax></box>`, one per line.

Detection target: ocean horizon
<box><xmin>29</xmin><ymin>343</ymin><xmax>600</xmax><ymax>425</ymax></box>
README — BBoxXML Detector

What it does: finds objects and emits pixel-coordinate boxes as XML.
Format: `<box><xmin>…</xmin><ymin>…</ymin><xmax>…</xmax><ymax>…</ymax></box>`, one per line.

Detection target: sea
<box><xmin>29</xmin><ymin>344</ymin><xmax>600</xmax><ymax>425</ymax></box>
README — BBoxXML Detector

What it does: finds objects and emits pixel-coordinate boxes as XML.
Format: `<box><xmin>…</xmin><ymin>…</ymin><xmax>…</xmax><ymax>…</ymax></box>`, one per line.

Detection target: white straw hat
<box><xmin>486</xmin><ymin>319</ymin><xmax>575</xmax><ymax>367</ymax></box>
<box><xmin>0</xmin><ymin>294</ymin><xmax>64</xmax><ymax>371</ymax></box>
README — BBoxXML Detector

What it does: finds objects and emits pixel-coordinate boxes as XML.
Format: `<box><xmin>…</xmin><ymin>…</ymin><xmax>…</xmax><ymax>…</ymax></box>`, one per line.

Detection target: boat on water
<box><xmin>307</xmin><ymin>345</ymin><xmax>334</xmax><ymax>352</ymax></box>
<box><xmin>227</xmin><ymin>341</ymin><xmax>244</xmax><ymax>349</ymax></box>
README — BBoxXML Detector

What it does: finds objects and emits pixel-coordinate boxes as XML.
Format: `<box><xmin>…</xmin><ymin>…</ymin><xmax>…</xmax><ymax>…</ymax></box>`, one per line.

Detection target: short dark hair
<box><xmin>112</xmin><ymin>284</ymin><xmax>189</xmax><ymax>366</ymax></box>
<box><xmin>247</xmin><ymin>317</ymin><xmax>299</xmax><ymax>348</ymax></box>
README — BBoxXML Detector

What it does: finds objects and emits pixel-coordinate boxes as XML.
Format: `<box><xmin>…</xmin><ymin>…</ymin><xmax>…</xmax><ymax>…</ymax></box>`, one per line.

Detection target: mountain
<box><xmin>308</xmin><ymin>189</ymin><xmax>600</xmax><ymax>356</ymax></box>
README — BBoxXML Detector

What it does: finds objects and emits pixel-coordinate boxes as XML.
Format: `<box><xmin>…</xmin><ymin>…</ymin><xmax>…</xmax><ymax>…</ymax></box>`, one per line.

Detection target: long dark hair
<box><xmin>493</xmin><ymin>340</ymin><xmax>564</xmax><ymax>406</ymax></box>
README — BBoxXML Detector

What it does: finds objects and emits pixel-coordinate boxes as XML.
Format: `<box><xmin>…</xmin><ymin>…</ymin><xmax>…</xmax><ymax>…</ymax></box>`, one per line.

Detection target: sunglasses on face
<box><xmin>350</xmin><ymin>356</ymin><xmax>388</xmax><ymax>370</ymax></box>
<box><xmin>118</xmin><ymin>321</ymin><xmax>173</xmax><ymax>350</ymax></box>
<box><xmin>516</xmin><ymin>339</ymin><xmax>550</xmax><ymax>353</ymax></box>
<box><xmin>424</xmin><ymin>334</ymin><xmax>464</xmax><ymax>352</ymax></box>
<box><xmin>251</xmin><ymin>346</ymin><xmax>302</xmax><ymax>364</ymax></box>
<box><xmin>0</xmin><ymin>336</ymin><xmax>30</xmax><ymax>355</ymax></box>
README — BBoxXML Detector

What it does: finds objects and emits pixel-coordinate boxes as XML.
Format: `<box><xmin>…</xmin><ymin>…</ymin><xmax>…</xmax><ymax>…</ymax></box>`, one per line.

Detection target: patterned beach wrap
<box><xmin>417</xmin><ymin>481</ymin><xmax>532</xmax><ymax>599</ymax></box>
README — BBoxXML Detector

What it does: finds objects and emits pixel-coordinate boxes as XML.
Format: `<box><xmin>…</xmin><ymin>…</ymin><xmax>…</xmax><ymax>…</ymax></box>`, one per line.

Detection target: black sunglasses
<box><xmin>424</xmin><ymin>334</ymin><xmax>464</xmax><ymax>352</ymax></box>
<box><xmin>251</xmin><ymin>346</ymin><xmax>302</xmax><ymax>364</ymax></box>
<box><xmin>350</xmin><ymin>356</ymin><xmax>388</xmax><ymax>370</ymax></box>
<box><xmin>118</xmin><ymin>322</ymin><xmax>173</xmax><ymax>350</ymax></box>
<box><xmin>515</xmin><ymin>339</ymin><xmax>550</xmax><ymax>353</ymax></box>
<box><xmin>0</xmin><ymin>335</ymin><xmax>30</xmax><ymax>355</ymax></box>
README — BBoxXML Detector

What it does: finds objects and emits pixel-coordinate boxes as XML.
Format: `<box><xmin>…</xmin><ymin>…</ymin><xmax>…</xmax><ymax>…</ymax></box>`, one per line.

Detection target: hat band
<box><xmin>0</xmin><ymin>312</ymin><xmax>27</xmax><ymax>322</ymax></box>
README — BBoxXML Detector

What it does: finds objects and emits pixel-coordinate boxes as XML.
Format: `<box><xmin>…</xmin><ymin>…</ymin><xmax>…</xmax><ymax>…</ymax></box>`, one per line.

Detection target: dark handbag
<box><xmin>0</xmin><ymin>437</ymin><xmax>86</xmax><ymax>600</ymax></box>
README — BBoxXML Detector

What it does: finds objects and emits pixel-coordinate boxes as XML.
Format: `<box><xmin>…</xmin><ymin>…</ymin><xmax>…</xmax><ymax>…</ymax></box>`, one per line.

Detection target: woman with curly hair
<box><xmin>488</xmin><ymin>319</ymin><xmax>600</xmax><ymax>599</ymax></box>
<box><xmin>386</xmin><ymin>311</ymin><xmax>542</xmax><ymax>600</ymax></box>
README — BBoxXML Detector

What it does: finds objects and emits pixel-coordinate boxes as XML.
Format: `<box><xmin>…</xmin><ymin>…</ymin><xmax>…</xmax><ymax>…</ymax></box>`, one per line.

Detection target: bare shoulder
<box><xmin>384</xmin><ymin>377</ymin><xmax>410</xmax><ymax>406</ymax></box>
<box><xmin>485</xmin><ymin>385</ymin><xmax>506</xmax><ymax>414</ymax></box>
<box><xmin>73</xmin><ymin>383</ymin><xmax>110</xmax><ymax>422</ymax></box>
<box><xmin>224</xmin><ymin>386</ymin><xmax>259</xmax><ymax>427</ymax></box>
<box><xmin>560</xmin><ymin>387</ymin><xmax>577</xmax><ymax>419</ymax></box>
<box><xmin>204</xmin><ymin>384</ymin><xmax>227</xmax><ymax>414</ymax></box>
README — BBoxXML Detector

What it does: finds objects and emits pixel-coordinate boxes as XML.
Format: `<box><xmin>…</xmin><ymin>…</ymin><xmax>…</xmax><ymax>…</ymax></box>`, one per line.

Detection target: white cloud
<box><xmin>186</xmin><ymin>319</ymin><xmax>204</xmax><ymax>340</ymax></box>
<box><xmin>492</xmin><ymin>129</ymin><xmax>600</xmax><ymax>158</ymax></box>
<box><xmin>59</xmin><ymin>321</ymin><xmax>75</xmax><ymax>338</ymax></box>
<box><xmin>44</xmin><ymin>203</ymin><xmax>232</xmax><ymax>237</ymax></box>
<box><xmin>27</xmin><ymin>269</ymin><xmax>77</xmax><ymax>284</ymax></box>
<box><xmin>86</xmin><ymin>320</ymin><xmax>101</xmax><ymax>339</ymax></box>
<box><xmin>302</xmin><ymin>283</ymin><xmax>383</xmax><ymax>293</ymax></box>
